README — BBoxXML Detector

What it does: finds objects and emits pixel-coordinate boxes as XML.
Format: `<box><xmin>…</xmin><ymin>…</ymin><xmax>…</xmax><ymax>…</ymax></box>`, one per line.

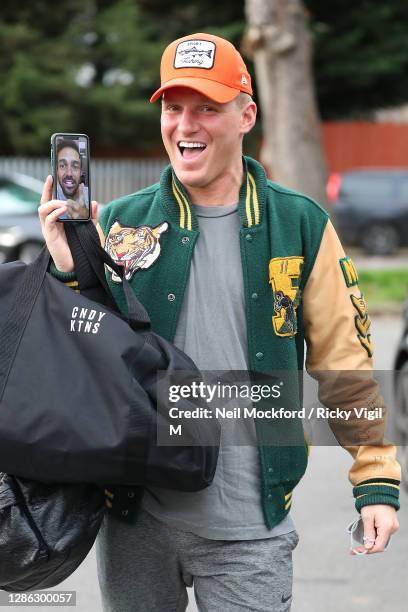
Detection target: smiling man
<box><xmin>56</xmin><ymin>138</ymin><xmax>89</xmax><ymax>219</ymax></box>
<box><xmin>159</xmin><ymin>86</ymin><xmax>255</xmax><ymax>205</ymax></box>
<box><xmin>39</xmin><ymin>32</ymin><xmax>400</xmax><ymax>612</ymax></box>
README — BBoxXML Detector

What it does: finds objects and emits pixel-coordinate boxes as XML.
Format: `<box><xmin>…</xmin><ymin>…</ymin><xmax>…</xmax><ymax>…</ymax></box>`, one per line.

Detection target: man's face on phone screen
<box><xmin>57</xmin><ymin>146</ymin><xmax>81</xmax><ymax>199</ymax></box>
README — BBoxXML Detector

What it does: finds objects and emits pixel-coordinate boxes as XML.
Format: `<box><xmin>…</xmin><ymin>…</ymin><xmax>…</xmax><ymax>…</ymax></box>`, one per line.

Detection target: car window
<box><xmin>340</xmin><ymin>175</ymin><xmax>395</xmax><ymax>208</ymax></box>
<box><xmin>0</xmin><ymin>181</ymin><xmax>41</xmax><ymax>215</ymax></box>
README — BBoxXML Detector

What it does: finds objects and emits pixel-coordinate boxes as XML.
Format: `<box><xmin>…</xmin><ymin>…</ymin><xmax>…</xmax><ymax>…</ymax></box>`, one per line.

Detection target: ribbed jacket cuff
<box><xmin>49</xmin><ymin>262</ymin><xmax>77</xmax><ymax>282</ymax></box>
<box><xmin>353</xmin><ymin>481</ymin><xmax>400</xmax><ymax>512</ymax></box>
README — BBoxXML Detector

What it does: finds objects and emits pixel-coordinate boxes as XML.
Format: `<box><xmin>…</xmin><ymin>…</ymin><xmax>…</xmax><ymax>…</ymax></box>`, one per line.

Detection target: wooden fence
<box><xmin>322</xmin><ymin>122</ymin><xmax>408</xmax><ymax>172</ymax></box>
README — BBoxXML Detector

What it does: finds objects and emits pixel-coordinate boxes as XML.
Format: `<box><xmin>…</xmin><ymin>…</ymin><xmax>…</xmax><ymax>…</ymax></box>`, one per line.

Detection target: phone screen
<box><xmin>52</xmin><ymin>133</ymin><xmax>91</xmax><ymax>221</ymax></box>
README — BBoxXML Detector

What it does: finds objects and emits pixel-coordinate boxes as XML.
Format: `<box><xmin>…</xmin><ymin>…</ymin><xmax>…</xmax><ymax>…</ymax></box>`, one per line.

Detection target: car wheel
<box><xmin>395</xmin><ymin>362</ymin><xmax>408</xmax><ymax>492</ymax></box>
<box><xmin>18</xmin><ymin>241</ymin><xmax>43</xmax><ymax>264</ymax></box>
<box><xmin>361</xmin><ymin>224</ymin><xmax>399</xmax><ymax>255</ymax></box>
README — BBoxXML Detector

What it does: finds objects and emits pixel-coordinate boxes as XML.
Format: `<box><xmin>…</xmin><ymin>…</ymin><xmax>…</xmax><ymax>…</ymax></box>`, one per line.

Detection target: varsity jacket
<box><xmin>55</xmin><ymin>156</ymin><xmax>401</xmax><ymax>528</ymax></box>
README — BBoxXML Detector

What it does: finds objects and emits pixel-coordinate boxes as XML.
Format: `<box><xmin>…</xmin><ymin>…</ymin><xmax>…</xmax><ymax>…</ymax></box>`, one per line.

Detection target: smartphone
<box><xmin>50</xmin><ymin>133</ymin><xmax>91</xmax><ymax>221</ymax></box>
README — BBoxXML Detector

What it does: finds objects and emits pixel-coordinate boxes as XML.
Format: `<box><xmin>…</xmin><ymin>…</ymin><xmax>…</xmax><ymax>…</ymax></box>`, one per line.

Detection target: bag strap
<box><xmin>64</xmin><ymin>224</ymin><xmax>118</xmax><ymax>309</ymax></box>
<box><xmin>0</xmin><ymin>247</ymin><xmax>50</xmax><ymax>401</ymax></box>
<box><xmin>65</xmin><ymin>222</ymin><xmax>150</xmax><ymax>330</ymax></box>
<box><xmin>0</xmin><ymin>222</ymin><xmax>150</xmax><ymax>400</ymax></box>
<box><xmin>8</xmin><ymin>476</ymin><xmax>50</xmax><ymax>559</ymax></box>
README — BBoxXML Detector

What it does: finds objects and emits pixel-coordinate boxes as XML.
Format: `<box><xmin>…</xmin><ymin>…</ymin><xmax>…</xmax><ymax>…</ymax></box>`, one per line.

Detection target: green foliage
<box><xmin>0</xmin><ymin>0</ymin><xmax>407</xmax><ymax>154</ymax></box>
<box><xmin>0</xmin><ymin>0</ymin><xmax>164</xmax><ymax>154</ymax></box>
<box><xmin>0</xmin><ymin>0</ymin><xmax>94</xmax><ymax>152</ymax></box>
<box><xmin>307</xmin><ymin>0</ymin><xmax>408</xmax><ymax>118</ymax></box>
<box><xmin>359</xmin><ymin>269</ymin><xmax>408</xmax><ymax>306</ymax></box>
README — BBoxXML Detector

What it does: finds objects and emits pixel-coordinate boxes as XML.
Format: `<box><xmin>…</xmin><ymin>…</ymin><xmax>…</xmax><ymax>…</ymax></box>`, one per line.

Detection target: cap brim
<box><xmin>150</xmin><ymin>77</ymin><xmax>241</xmax><ymax>103</ymax></box>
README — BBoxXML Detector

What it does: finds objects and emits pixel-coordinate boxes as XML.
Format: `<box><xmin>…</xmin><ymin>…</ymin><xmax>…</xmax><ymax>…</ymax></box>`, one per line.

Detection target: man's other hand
<box><xmin>351</xmin><ymin>504</ymin><xmax>399</xmax><ymax>555</ymax></box>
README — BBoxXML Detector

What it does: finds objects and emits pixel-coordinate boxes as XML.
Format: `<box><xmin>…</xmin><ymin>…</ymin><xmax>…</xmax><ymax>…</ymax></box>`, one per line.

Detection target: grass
<box><xmin>358</xmin><ymin>270</ymin><xmax>408</xmax><ymax>306</ymax></box>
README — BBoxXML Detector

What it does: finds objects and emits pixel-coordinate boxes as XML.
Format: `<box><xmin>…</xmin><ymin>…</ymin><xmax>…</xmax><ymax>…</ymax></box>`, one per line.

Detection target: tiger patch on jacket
<box><xmin>105</xmin><ymin>220</ymin><xmax>169</xmax><ymax>282</ymax></box>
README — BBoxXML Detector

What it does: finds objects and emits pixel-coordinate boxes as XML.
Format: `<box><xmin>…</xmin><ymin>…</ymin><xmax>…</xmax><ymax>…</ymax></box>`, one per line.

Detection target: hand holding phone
<box><xmin>50</xmin><ymin>133</ymin><xmax>91</xmax><ymax>222</ymax></box>
<box><xmin>38</xmin><ymin>181</ymin><xmax>98</xmax><ymax>274</ymax></box>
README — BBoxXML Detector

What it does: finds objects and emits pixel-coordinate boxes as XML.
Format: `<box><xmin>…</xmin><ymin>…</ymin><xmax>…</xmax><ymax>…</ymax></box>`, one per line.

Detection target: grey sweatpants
<box><xmin>96</xmin><ymin>509</ymin><xmax>299</xmax><ymax>612</ymax></box>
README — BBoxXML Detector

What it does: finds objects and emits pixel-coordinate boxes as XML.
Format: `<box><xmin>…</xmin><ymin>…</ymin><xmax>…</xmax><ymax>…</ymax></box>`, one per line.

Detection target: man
<box><xmin>56</xmin><ymin>138</ymin><xmax>89</xmax><ymax>219</ymax></box>
<box><xmin>39</xmin><ymin>33</ymin><xmax>400</xmax><ymax>612</ymax></box>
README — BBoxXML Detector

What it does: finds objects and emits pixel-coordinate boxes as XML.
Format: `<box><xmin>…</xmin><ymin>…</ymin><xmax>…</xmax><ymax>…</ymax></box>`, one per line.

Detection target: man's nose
<box><xmin>178</xmin><ymin>108</ymin><xmax>199</xmax><ymax>134</ymax></box>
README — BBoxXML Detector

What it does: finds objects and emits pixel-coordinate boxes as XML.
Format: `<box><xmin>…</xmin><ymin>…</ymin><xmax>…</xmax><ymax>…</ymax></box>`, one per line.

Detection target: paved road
<box><xmin>349</xmin><ymin>247</ymin><xmax>408</xmax><ymax>270</ymax></box>
<box><xmin>7</xmin><ymin>316</ymin><xmax>407</xmax><ymax>611</ymax></box>
<box><xmin>292</xmin><ymin>316</ymin><xmax>407</xmax><ymax>612</ymax></box>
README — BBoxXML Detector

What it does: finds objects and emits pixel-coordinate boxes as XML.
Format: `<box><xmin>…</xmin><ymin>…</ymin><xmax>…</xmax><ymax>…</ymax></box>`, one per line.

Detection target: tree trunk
<box><xmin>243</xmin><ymin>0</ymin><xmax>330</xmax><ymax>211</ymax></box>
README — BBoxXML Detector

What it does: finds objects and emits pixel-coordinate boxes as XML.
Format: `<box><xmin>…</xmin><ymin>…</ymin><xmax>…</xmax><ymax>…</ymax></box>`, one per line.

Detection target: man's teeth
<box><xmin>179</xmin><ymin>142</ymin><xmax>206</xmax><ymax>149</ymax></box>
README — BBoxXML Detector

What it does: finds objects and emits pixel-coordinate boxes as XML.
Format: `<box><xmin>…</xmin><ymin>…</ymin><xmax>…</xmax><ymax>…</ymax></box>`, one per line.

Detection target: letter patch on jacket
<box><xmin>339</xmin><ymin>256</ymin><xmax>359</xmax><ymax>287</ymax></box>
<box><xmin>105</xmin><ymin>220</ymin><xmax>168</xmax><ymax>282</ymax></box>
<box><xmin>269</xmin><ymin>257</ymin><xmax>304</xmax><ymax>337</ymax></box>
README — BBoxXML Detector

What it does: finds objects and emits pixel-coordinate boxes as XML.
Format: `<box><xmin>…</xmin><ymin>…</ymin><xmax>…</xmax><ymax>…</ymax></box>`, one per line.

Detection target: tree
<box><xmin>308</xmin><ymin>0</ymin><xmax>408</xmax><ymax>118</ymax></box>
<box><xmin>244</xmin><ymin>0</ymin><xmax>328</xmax><ymax>207</ymax></box>
<box><xmin>0</xmin><ymin>0</ymin><xmax>407</xmax><ymax>156</ymax></box>
<box><xmin>0</xmin><ymin>0</ymin><xmax>88</xmax><ymax>154</ymax></box>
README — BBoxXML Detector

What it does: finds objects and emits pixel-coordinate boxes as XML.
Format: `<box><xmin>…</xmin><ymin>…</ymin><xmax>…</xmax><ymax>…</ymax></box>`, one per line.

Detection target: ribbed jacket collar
<box><xmin>159</xmin><ymin>156</ymin><xmax>267</xmax><ymax>231</ymax></box>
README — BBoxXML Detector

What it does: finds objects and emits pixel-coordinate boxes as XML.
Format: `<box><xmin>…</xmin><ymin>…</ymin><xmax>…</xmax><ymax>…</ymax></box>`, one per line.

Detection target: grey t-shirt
<box><xmin>143</xmin><ymin>203</ymin><xmax>295</xmax><ymax>539</ymax></box>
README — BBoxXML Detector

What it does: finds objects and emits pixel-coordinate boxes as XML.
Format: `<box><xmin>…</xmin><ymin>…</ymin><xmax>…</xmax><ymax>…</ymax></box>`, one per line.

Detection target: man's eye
<box><xmin>201</xmin><ymin>105</ymin><xmax>215</xmax><ymax>112</ymax></box>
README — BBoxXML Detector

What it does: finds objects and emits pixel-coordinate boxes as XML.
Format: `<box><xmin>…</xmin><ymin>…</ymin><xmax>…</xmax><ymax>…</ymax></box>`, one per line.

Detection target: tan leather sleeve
<box><xmin>302</xmin><ymin>220</ymin><xmax>372</xmax><ymax>371</ymax></box>
<box><xmin>302</xmin><ymin>220</ymin><xmax>401</xmax><ymax>485</ymax></box>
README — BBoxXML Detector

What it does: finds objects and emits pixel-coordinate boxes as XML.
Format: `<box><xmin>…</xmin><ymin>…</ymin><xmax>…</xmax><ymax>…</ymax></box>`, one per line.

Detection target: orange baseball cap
<box><xmin>150</xmin><ymin>33</ymin><xmax>252</xmax><ymax>103</ymax></box>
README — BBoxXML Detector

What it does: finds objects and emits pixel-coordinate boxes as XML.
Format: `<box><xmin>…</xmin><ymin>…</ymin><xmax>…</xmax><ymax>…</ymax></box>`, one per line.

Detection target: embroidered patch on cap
<box><xmin>269</xmin><ymin>257</ymin><xmax>304</xmax><ymax>337</ymax></box>
<box><xmin>174</xmin><ymin>40</ymin><xmax>216</xmax><ymax>69</ymax></box>
<box><xmin>350</xmin><ymin>293</ymin><xmax>373</xmax><ymax>357</ymax></box>
<box><xmin>340</xmin><ymin>256</ymin><xmax>359</xmax><ymax>287</ymax></box>
<box><xmin>105</xmin><ymin>220</ymin><xmax>168</xmax><ymax>283</ymax></box>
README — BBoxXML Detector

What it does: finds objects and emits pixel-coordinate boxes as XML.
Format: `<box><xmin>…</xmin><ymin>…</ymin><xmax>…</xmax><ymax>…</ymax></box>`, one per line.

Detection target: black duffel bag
<box><xmin>0</xmin><ymin>222</ymin><xmax>219</xmax><ymax>489</ymax></box>
<box><xmin>0</xmin><ymin>473</ymin><xmax>104</xmax><ymax>592</ymax></box>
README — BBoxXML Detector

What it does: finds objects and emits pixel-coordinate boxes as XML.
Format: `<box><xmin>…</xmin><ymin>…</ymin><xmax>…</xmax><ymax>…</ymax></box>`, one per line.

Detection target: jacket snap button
<box><xmin>255</xmin><ymin>352</ymin><xmax>264</xmax><ymax>360</ymax></box>
<box><xmin>245</xmin><ymin>234</ymin><xmax>253</xmax><ymax>242</ymax></box>
<box><xmin>267</xmin><ymin>493</ymin><xmax>272</xmax><ymax>500</ymax></box>
<box><xmin>251</xmin><ymin>292</ymin><xmax>258</xmax><ymax>301</ymax></box>
<box><xmin>181</xmin><ymin>236</ymin><xmax>190</xmax><ymax>245</ymax></box>
<box><xmin>168</xmin><ymin>293</ymin><xmax>176</xmax><ymax>302</ymax></box>
<box><xmin>268</xmin><ymin>467</ymin><xmax>273</xmax><ymax>473</ymax></box>
<box><xmin>128</xmin><ymin>491</ymin><xmax>135</xmax><ymax>498</ymax></box>
<box><xmin>121</xmin><ymin>509</ymin><xmax>129</xmax><ymax>516</ymax></box>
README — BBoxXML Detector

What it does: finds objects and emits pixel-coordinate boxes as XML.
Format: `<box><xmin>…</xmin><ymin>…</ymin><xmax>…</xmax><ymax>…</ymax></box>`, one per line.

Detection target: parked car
<box><xmin>393</xmin><ymin>297</ymin><xmax>408</xmax><ymax>491</ymax></box>
<box><xmin>327</xmin><ymin>169</ymin><xmax>408</xmax><ymax>255</ymax></box>
<box><xmin>0</xmin><ymin>173</ymin><xmax>44</xmax><ymax>263</ymax></box>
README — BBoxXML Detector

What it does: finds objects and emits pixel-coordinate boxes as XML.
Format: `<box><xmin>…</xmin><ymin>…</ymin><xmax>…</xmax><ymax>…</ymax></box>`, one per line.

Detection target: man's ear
<box><xmin>240</xmin><ymin>101</ymin><xmax>257</xmax><ymax>135</ymax></box>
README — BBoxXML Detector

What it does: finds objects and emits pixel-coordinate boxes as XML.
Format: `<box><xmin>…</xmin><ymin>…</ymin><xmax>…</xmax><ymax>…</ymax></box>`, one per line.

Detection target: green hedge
<box><xmin>358</xmin><ymin>270</ymin><xmax>408</xmax><ymax>305</ymax></box>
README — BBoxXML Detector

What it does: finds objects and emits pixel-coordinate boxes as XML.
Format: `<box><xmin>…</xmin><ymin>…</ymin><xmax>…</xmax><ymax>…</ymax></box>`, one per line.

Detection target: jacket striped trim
<box><xmin>172</xmin><ymin>176</ymin><xmax>193</xmax><ymax>230</ymax></box>
<box><xmin>245</xmin><ymin>172</ymin><xmax>260</xmax><ymax>227</ymax></box>
<box><xmin>64</xmin><ymin>280</ymin><xmax>79</xmax><ymax>292</ymax></box>
<box><xmin>353</xmin><ymin>482</ymin><xmax>400</xmax><ymax>497</ymax></box>
<box><xmin>353</xmin><ymin>479</ymin><xmax>400</xmax><ymax>512</ymax></box>
<box><xmin>284</xmin><ymin>491</ymin><xmax>293</xmax><ymax>510</ymax></box>
<box><xmin>161</xmin><ymin>158</ymin><xmax>265</xmax><ymax>231</ymax></box>
<box><xmin>171</xmin><ymin>171</ymin><xmax>260</xmax><ymax>230</ymax></box>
